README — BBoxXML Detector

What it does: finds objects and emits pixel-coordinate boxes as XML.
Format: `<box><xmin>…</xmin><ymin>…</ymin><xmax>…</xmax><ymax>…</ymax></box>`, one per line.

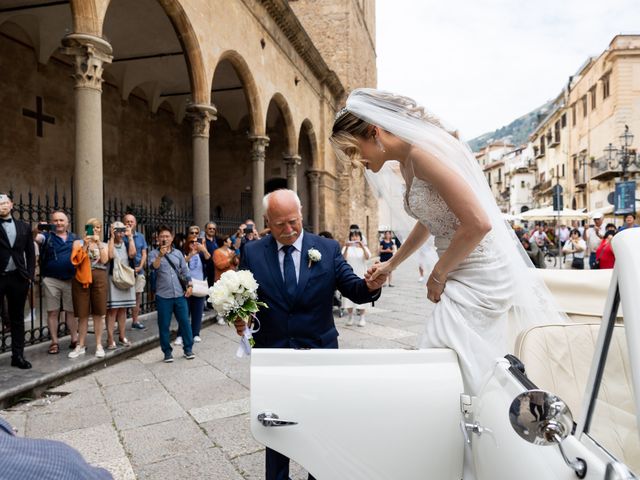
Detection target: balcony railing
<box><xmin>532</xmin><ymin>179</ymin><xmax>552</xmax><ymax>193</ymax></box>
<box><xmin>573</xmin><ymin>171</ymin><xmax>587</xmax><ymax>189</ymax></box>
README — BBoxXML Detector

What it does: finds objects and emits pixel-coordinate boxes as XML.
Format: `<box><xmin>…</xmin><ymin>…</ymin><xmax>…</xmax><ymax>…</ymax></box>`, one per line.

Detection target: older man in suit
<box><xmin>235</xmin><ymin>189</ymin><xmax>387</xmax><ymax>480</ymax></box>
<box><xmin>0</xmin><ymin>193</ymin><xmax>36</xmax><ymax>369</ymax></box>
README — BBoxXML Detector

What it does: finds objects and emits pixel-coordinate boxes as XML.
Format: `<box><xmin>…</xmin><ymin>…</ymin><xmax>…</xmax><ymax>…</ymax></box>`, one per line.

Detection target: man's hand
<box><xmin>233</xmin><ymin>318</ymin><xmax>251</xmax><ymax>336</ymax></box>
<box><xmin>365</xmin><ymin>261</ymin><xmax>389</xmax><ymax>291</ymax></box>
<box><xmin>184</xmin><ymin>285</ymin><xmax>192</xmax><ymax>298</ymax></box>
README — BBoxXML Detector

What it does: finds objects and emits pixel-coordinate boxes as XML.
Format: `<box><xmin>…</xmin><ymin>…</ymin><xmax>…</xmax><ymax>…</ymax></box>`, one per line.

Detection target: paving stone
<box><xmin>102</xmin><ymin>377</ymin><xmax>166</xmax><ymax>406</ymax></box>
<box><xmin>48</xmin><ymin>375</ymin><xmax>98</xmax><ymax>393</ymax></box>
<box><xmin>93</xmin><ymin>359</ymin><xmax>152</xmax><ymax>387</ymax></box>
<box><xmin>135</xmin><ymin>448</ymin><xmax>243</xmax><ymax>480</ymax></box>
<box><xmin>36</xmin><ymin>386</ymin><xmax>105</xmax><ymax>413</ymax></box>
<box><xmin>111</xmin><ymin>389</ymin><xmax>186</xmax><ymax>431</ymax></box>
<box><xmin>95</xmin><ymin>456</ymin><xmax>136</xmax><ymax>480</ymax></box>
<box><xmin>189</xmin><ymin>397</ymin><xmax>249</xmax><ymax>424</ymax></box>
<box><xmin>49</xmin><ymin>422</ymin><xmax>124</xmax><ymax>464</ymax></box>
<box><xmin>200</xmin><ymin>413</ymin><xmax>263</xmax><ymax>459</ymax></box>
<box><xmin>161</xmin><ymin>366</ymin><xmax>247</xmax><ymax>410</ymax></box>
<box><xmin>120</xmin><ymin>416</ymin><xmax>214</xmax><ymax>467</ymax></box>
<box><xmin>0</xmin><ymin>409</ymin><xmax>26</xmax><ymax>435</ymax></box>
<box><xmin>26</xmin><ymin>403</ymin><xmax>112</xmax><ymax>437</ymax></box>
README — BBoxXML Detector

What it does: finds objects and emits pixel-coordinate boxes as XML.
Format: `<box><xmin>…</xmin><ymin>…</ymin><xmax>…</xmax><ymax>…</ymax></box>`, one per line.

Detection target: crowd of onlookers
<box><xmin>515</xmin><ymin>212</ymin><xmax>638</xmax><ymax>270</ymax></box>
<box><xmin>0</xmin><ymin>187</ymin><xmax>272</xmax><ymax>368</ymax></box>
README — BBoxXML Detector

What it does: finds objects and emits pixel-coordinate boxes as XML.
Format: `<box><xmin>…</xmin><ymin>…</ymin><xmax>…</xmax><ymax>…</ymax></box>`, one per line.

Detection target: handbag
<box><xmin>571</xmin><ymin>256</ymin><xmax>584</xmax><ymax>270</ymax></box>
<box><xmin>191</xmin><ymin>278</ymin><xmax>210</xmax><ymax>298</ymax></box>
<box><xmin>112</xmin><ymin>258</ymin><xmax>136</xmax><ymax>289</ymax></box>
<box><xmin>164</xmin><ymin>253</ymin><xmax>189</xmax><ymax>292</ymax></box>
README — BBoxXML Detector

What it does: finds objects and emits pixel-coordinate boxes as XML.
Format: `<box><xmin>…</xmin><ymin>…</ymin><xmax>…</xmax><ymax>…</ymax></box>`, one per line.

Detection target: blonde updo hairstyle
<box><xmin>330</xmin><ymin>90</ymin><xmax>459</xmax><ymax>169</ymax></box>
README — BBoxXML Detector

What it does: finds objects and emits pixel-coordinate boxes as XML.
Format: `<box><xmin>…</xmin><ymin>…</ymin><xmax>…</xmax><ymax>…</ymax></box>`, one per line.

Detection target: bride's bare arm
<box><xmin>385</xmin><ymin>221</ymin><xmax>430</xmax><ymax>269</ymax></box>
<box><xmin>410</xmin><ymin>147</ymin><xmax>491</xmax><ymax>281</ymax></box>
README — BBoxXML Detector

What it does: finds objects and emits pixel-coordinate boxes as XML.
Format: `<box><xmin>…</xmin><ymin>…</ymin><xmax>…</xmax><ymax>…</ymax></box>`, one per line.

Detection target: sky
<box><xmin>376</xmin><ymin>0</ymin><xmax>640</xmax><ymax>140</ymax></box>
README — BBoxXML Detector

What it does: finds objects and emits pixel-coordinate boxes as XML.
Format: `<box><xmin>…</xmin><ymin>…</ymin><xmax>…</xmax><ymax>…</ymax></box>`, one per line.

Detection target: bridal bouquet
<box><xmin>209</xmin><ymin>270</ymin><xmax>267</xmax><ymax>357</ymax></box>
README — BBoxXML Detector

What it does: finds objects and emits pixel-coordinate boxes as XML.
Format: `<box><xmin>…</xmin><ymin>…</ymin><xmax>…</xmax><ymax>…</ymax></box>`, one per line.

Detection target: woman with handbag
<box><xmin>106</xmin><ymin>221</ymin><xmax>136</xmax><ymax>349</ymax></box>
<box><xmin>174</xmin><ymin>233</ymin><xmax>209</xmax><ymax>345</ymax></box>
<box><xmin>561</xmin><ymin>229</ymin><xmax>586</xmax><ymax>270</ymax></box>
<box><xmin>595</xmin><ymin>230</ymin><xmax>616</xmax><ymax>269</ymax></box>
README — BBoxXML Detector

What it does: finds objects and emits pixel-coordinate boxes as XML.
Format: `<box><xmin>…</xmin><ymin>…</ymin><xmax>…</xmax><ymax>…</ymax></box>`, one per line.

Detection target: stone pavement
<box><xmin>0</xmin><ymin>261</ymin><xmax>428</xmax><ymax>480</ymax></box>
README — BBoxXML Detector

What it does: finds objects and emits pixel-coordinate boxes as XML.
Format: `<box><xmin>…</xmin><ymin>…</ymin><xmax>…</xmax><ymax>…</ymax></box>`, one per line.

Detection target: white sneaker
<box><xmin>174</xmin><ymin>336</ymin><xmax>183</xmax><ymax>346</ymax></box>
<box><xmin>194</xmin><ymin>336</ymin><xmax>201</xmax><ymax>343</ymax></box>
<box><xmin>346</xmin><ymin>316</ymin><xmax>354</xmax><ymax>326</ymax></box>
<box><xmin>357</xmin><ymin>316</ymin><xmax>366</xmax><ymax>327</ymax></box>
<box><xmin>95</xmin><ymin>345</ymin><xmax>105</xmax><ymax>358</ymax></box>
<box><xmin>418</xmin><ymin>276</ymin><xmax>425</xmax><ymax>282</ymax></box>
<box><xmin>217</xmin><ymin>317</ymin><xmax>225</xmax><ymax>325</ymax></box>
<box><xmin>68</xmin><ymin>345</ymin><xmax>86</xmax><ymax>359</ymax></box>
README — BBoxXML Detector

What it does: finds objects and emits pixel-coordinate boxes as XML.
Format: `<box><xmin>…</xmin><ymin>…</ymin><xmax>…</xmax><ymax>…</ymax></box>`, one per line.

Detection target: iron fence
<box><xmin>1</xmin><ymin>188</ymin><xmax>243</xmax><ymax>353</ymax></box>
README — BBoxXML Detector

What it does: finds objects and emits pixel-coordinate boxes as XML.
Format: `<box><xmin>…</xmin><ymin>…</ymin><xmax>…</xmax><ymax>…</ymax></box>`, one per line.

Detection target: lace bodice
<box><xmin>404</xmin><ymin>177</ymin><xmax>460</xmax><ymax>240</ymax></box>
<box><xmin>403</xmin><ymin>176</ymin><xmax>496</xmax><ymax>256</ymax></box>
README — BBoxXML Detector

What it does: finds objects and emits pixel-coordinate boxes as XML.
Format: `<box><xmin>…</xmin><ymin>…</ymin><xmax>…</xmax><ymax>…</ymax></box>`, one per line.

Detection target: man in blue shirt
<box><xmin>35</xmin><ymin>211</ymin><xmax>78</xmax><ymax>354</ymax></box>
<box><xmin>149</xmin><ymin>225</ymin><xmax>194</xmax><ymax>363</ymax></box>
<box><xmin>617</xmin><ymin>213</ymin><xmax>639</xmax><ymax>232</ymax></box>
<box><xmin>123</xmin><ymin>214</ymin><xmax>147</xmax><ymax>330</ymax></box>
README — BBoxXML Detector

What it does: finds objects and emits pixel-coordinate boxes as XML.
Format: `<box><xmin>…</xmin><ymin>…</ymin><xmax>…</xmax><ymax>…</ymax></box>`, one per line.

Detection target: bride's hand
<box><xmin>365</xmin><ymin>261</ymin><xmax>392</xmax><ymax>290</ymax></box>
<box><xmin>426</xmin><ymin>273</ymin><xmax>446</xmax><ymax>303</ymax></box>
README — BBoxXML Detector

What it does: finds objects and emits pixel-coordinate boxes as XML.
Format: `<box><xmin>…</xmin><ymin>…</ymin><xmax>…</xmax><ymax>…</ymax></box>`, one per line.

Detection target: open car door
<box><xmin>251</xmin><ymin>348</ymin><xmax>463</xmax><ymax>480</ymax></box>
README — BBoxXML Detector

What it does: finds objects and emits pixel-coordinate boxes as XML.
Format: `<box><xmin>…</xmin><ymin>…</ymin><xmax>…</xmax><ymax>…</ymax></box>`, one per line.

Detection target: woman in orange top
<box><xmin>213</xmin><ymin>235</ymin><xmax>238</xmax><ymax>281</ymax></box>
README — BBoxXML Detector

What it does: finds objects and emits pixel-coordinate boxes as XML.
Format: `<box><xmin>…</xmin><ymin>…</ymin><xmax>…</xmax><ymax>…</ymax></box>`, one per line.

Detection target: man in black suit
<box><xmin>0</xmin><ymin>193</ymin><xmax>35</xmax><ymax>369</ymax></box>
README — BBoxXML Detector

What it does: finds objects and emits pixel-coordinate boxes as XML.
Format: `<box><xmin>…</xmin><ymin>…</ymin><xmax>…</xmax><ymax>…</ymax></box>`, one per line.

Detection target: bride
<box><xmin>330</xmin><ymin>88</ymin><xmax>564</xmax><ymax>394</ymax></box>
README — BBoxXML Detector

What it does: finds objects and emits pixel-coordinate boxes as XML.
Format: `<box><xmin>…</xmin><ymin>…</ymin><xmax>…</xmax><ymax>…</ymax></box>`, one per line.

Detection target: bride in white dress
<box><xmin>330</xmin><ymin>88</ymin><xmax>564</xmax><ymax>394</ymax></box>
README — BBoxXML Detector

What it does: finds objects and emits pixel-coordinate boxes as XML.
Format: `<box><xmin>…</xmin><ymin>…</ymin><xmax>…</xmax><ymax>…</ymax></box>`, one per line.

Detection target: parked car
<box><xmin>250</xmin><ymin>229</ymin><xmax>640</xmax><ymax>479</ymax></box>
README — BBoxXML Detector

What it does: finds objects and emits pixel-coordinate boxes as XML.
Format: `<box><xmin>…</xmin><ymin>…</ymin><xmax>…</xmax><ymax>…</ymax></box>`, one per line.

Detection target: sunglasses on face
<box><xmin>189</xmin><ymin>230</ymin><xmax>199</xmax><ymax>234</ymax></box>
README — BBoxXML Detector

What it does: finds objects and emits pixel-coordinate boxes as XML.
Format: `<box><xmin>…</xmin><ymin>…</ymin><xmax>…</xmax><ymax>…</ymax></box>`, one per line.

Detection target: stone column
<box><xmin>307</xmin><ymin>170</ymin><xmax>321</xmax><ymax>233</ymax></box>
<box><xmin>283</xmin><ymin>154</ymin><xmax>302</xmax><ymax>192</ymax></box>
<box><xmin>187</xmin><ymin>104</ymin><xmax>217</xmax><ymax>228</ymax></box>
<box><xmin>61</xmin><ymin>34</ymin><xmax>112</xmax><ymax>231</ymax></box>
<box><xmin>249</xmin><ymin>135</ymin><xmax>269</xmax><ymax>230</ymax></box>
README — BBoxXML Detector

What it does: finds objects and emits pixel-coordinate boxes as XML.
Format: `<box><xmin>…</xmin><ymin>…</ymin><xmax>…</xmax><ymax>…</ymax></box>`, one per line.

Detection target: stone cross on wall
<box><xmin>22</xmin><ymin>96</ymin><xmax>55</xmax><ymax>137</ymax></box>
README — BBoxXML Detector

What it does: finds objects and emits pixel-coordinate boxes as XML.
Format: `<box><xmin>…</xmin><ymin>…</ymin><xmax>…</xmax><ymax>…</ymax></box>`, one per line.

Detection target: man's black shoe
<box><xmin>11</xmin><ymin>356</ymin><xmax>32</xmax><ymax>369</ymax></box>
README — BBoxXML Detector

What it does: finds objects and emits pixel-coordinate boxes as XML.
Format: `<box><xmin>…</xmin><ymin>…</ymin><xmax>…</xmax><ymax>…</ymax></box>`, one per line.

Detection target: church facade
<box><xmin>0</xmin><ymin>0</ymin><xmax>378</xmax><ymax>240</ymax></box>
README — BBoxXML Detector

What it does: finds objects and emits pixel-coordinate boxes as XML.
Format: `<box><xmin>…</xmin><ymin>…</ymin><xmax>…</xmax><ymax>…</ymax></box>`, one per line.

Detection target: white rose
<box><xmin>220</xmin><ymin>270</ymin><xmax>240</xmax><ymax>293</ymax></box>
<box><xmin>308</xmin><ymin>248</ymin><xmax>322</xmax><ymax>263</ymax></box>
<box><xmin>237</xmin><ymin>270</ymin><xmax>259</xmax><ymax>292</ymax></box>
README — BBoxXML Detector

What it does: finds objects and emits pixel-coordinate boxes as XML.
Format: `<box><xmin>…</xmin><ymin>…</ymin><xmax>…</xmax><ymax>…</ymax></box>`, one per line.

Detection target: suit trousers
<box><xmin>0</xmin><ymin>271</ymin><xmax>29</xmax><ymax>358</ymax></box>
<box><xmin>266</xmin><ymin>447</ymin><xmax>316</xmax><ymax>480</ymax></box>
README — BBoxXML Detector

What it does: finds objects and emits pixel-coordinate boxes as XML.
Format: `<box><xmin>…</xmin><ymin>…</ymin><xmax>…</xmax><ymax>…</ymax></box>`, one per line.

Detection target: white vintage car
<box><xmin>250</xmin><ymin>228</ymin><xmax>640</xmax><ymax>480</ymax></box>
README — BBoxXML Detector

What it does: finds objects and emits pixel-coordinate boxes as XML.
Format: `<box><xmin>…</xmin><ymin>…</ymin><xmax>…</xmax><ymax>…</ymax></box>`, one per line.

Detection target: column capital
<box><xmin>249</xmin><ymin>135</ymin><xmax>270</xmax><ymax>162</ymax></box>
<box><xmin>187</xmin><ymin>104</ymin><xmax>217</xmax><ymax>138</ymax></box>
<box><xmin>307</xmin><ymin>169</ymin><xmax>321</xmax><ymax>182</ymax></box>
<box><xmin>61</xmin><ymin>33</ymin><xmax>113</xmax><ymax>91</ymax></box>
<box><xmin>282</xmin><ymin>154</ymin><xmax>302</xmax><ymax>166</ymax></box>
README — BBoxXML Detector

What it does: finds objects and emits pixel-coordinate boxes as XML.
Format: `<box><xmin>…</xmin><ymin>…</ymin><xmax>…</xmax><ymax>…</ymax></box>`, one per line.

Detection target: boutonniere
<box><xmin>307</xmin><ymin>248</ymin><xmax>321</xmax><ymax>268</ymax></box>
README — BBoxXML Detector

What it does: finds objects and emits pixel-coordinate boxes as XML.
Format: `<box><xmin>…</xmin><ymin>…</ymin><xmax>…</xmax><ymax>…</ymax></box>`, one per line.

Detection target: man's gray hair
<box><xmin>263</xmin><ymin>189</ymin><xmax>302</xmax><ymax>216</ymax></box>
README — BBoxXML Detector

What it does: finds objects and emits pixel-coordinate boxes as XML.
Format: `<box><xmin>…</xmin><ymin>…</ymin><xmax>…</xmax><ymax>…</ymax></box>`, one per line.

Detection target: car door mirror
<box><xmin>509</xmin><ymin>389</ymin><xmax>573</xmax><ymax>446</ymax></box>
<box><xmin>509</xmin><ymin>389</ymin><xmax>587</xmax><ymax>478</ymax></box>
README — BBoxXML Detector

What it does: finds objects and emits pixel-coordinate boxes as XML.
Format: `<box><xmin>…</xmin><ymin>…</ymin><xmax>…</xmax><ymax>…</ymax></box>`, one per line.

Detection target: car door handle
<box><xmin>257</xmin><ymin>412</ymin><xmax>298</xmax><ymax>427</ymax></box>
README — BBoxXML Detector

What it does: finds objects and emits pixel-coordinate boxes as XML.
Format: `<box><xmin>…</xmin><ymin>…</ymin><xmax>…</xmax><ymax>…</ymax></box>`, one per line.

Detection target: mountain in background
<box><xmin>467</xmin><ymin>100</ymin><xmax>554</xmax><ymax>152</ymax></box>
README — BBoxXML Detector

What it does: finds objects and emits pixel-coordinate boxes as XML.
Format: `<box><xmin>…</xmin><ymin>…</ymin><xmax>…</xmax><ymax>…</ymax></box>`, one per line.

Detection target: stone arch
<box><xmin>93</xmin><ymin>0</ymin><xmax>208</xmax><ymax>105</ymax></box>
<box><xmin>266</xmin><ymin>92</ymin><xmax>297</xmax><ymax>154</ymax></box>
<box><xmin>299</xmin><ymin>118</ymin><xmax>319</xmax><ymax>169</ymax></box>
<box><xmin>214</xmin><ymin>50</ymin><xmax>263</xmax><ymax>136</ymax></box>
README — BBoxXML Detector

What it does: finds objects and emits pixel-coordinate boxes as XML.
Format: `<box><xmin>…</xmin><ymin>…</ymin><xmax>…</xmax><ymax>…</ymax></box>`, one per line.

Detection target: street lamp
<box><xmin>603</xmin><ymin>125</ymin><xmax>640</xmax><ymax>181</ymax></box>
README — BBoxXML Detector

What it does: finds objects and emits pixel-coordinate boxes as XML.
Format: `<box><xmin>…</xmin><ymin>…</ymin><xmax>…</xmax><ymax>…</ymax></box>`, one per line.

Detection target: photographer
<box><xmin>149</xmin><ymin>225</ymin><xmax>194</xmax><ymax>363</ymax></box>
<box><xmin>106</xmin><ymin>221</ymin><xmax>136</xmax><ymax>349</ymax></box>
<box><xmin>69</xmin><ymin>218</ymin><xmax>108</xmax><ymax>359</ymax></box>
<box><xmin>35</xmin><ymin>211</ymin><xmax>78</xmax><ymax>355</ymax></box>
<box><xmin>202</xmin><ymin>222</ymin><xmax>220</xmax><ymax>290</ymax></box>
<box><xmin>562</xmin><ymin>228</ymin><xmax>586</xmax><ymax>270</ymax></box>
<box><xmin>123</xmin><ymin>214</ymin><xmax>148</xmax><ymax>330</ymax></box>
<box><xmin>341</xmin><ymin>230</ymin><xmax>371</xmax><ymax>326</ymax></box>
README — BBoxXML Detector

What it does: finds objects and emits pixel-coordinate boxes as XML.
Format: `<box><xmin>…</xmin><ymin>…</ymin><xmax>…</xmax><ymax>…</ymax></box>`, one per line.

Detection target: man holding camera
<box><xmin>123</xmin><ymin>214</ymin><xmax>147</xmax><ymax>330</ymax></box>
<box><xmin>35</xmin><ymin>211</ymin><xmax>78</xmax><ymax>354</ymax></box>
<box><xmin>0</xmin><ymin>193</ymin><xmax>35</xmax><ymax>369</ymax></box>
<box><xmin>149</xmin><ymin>225</ymin><xmax>194</xmax><ymax>363</ymax></box>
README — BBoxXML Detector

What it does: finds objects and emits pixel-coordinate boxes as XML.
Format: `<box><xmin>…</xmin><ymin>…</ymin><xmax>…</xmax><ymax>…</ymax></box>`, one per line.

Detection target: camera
<box><xmin>37</xmin><ymin>223</ymin><xmax>55</xmax><ymax>232</ymax></box>
<box><xmin>244</xmin><ymin>226</ymin><xmax>254</xmax><ymax>234</ymax></box>
<box><xmin>85</xmin><ymin>224</ymin><xmax>95</xmax><ymax>236</ymax></box>
<box><xmin>114</xmin><ymin>227</ymin><xmax>126</xmax><ymax>234</ymax></box>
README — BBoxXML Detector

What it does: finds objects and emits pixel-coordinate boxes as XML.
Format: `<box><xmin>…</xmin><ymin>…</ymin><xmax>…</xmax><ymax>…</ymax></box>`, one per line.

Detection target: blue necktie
<box><xmin>281</xmin><ymin>245</ymin><xmax>297</xmax><ymax>300</ymax></box>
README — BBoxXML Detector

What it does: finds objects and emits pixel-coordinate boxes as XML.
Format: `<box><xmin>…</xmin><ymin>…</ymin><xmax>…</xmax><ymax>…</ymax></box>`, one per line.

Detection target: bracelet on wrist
<box><xmin>430</xmin><ymin>273</ymin><xmax>446</xmax><ymax>285</ymax></box>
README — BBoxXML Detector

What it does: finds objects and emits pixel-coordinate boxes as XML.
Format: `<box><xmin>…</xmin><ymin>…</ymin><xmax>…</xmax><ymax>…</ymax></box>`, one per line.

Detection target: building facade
<box><xmin>0</xmin><ymin>0</ymin><xmax>377</xmax><ymax>241</ymax></box>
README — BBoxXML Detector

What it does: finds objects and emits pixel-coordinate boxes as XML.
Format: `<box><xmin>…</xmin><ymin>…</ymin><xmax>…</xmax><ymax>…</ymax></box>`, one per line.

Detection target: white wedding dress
<box><xmin>404</xmin><ymin>176</ymin><xmax>513</xmax><ymax>394</ymax></box>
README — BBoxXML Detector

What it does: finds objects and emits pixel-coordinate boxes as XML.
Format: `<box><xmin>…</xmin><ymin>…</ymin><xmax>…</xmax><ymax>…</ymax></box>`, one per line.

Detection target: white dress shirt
<box><xmin>276</xmin><ymin>230</ymin><xmax>304</xmax><ymax>282</ymax></box>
